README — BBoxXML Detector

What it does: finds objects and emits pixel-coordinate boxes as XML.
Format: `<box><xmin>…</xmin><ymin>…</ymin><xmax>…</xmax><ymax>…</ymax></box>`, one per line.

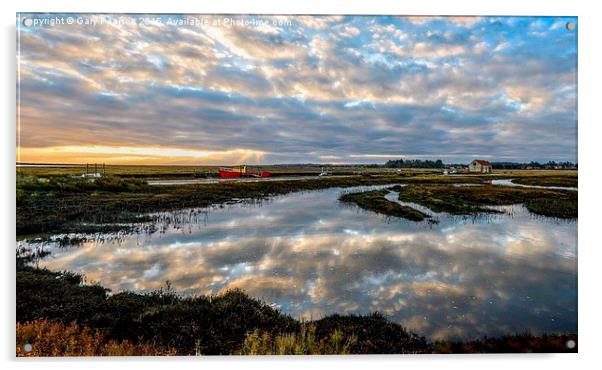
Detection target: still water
<box><xmin>20</xmin><ymin>185</ymin><xmax>577</xmax><ymax>340</ymax></box>
<box><xmin>490</xmin><ymin>179</ymin><xmax>578</xmax><ymax>191</ymax></box>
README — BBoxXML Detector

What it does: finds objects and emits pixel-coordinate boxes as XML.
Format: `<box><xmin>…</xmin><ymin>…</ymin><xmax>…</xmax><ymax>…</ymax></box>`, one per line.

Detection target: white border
<box><xmin>5</xmin><ymin>0</ymin><xmax>585</xmax><ymax>16</ymax></box>
<box><xmin>3</xmin><ymin>1</ymin><xmax>601</xmax><ymax>370</ymax></box>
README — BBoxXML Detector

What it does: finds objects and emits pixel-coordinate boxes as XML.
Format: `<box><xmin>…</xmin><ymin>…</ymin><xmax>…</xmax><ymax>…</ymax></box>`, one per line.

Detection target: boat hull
<box><xmin>218</xmin><ymin>169</ymin><xmax>270</xmax><ymax>178</ymax></box>
<box><xmin>218</xmin><ymin>169</ymin><xmax>241</xmax><ymax>178</ymax></box>
<box><xmin>248</xmin><ymin>171</ymin><xmax>271</xmax><ymax>177</ymax></box>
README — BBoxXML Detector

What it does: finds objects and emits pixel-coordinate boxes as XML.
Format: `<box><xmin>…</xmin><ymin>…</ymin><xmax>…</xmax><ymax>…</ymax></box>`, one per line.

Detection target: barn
<box><xmin>468</xmin><ymin>159</ymin><xmax>492</xmax><ymax>173</ymax></box>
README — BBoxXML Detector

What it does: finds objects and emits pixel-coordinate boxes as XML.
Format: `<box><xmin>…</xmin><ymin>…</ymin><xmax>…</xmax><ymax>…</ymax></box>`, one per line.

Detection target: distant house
<box><xmin>468</xmin><ymin>159</ymin><xmax>492</xmax><ymax>173</ymax></box>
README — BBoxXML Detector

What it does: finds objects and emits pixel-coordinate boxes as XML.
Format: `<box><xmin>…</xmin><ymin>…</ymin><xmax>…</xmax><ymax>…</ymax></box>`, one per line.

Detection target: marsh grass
<box><xmin>16</xmin><ymin>174</ymin><xmax>428</xmax><ymax>236</ymax></box>
<box><xmin>511</xmin><ymin>175</ymin><xmax>577</xmax><ymax>188</ymax></box>
<box><xmin>339</xmin><ymin>190</ymin><xmax>430</xmax><ymax>222</ymax></box>
<box><xmin>17</xmin><ymin>170</ymin><xmax>578</xmax><ymax>236</ymax></box>
<box><xmin>523</xmin><ymin>198</ymin><xmax>577</xmax><ymax>219</ymax></box>
<box><xmin>241</xmin><ymin>324</ymin><xmax>357</xmax><ymax>355</ymax></box>
<box><xmin>397</xmin><ymin>184</ymin><xmax>577</xmax><ymax>219</ymax></box>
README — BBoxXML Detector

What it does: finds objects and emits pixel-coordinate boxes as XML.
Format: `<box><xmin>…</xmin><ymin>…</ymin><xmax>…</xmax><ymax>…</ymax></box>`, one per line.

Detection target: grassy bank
<box><xmin>395</xmin><ymin>184</ymin><xmax>577</xmax><ymax>219</ymax></box>
<box><xmin>16</xmin><ymin>255</ymin><xmax>576</xmax><ymax>356</ymax></box>
<box><xmin>511</xmin><ymin>175</ymin><xmax>577</xmax><ymax>188</ymax></box>
<box><xmin>339</xmin><ymin>190</ymin><xmax>431</xmax><ymax>222</ymax></box>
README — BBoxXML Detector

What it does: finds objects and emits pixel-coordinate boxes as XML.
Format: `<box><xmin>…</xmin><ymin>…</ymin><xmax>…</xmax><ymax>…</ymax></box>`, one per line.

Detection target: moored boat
<box><xmin>218</xmin><ymin>165</ymin><xmax>270</xmax><ymax>178</ymax></box>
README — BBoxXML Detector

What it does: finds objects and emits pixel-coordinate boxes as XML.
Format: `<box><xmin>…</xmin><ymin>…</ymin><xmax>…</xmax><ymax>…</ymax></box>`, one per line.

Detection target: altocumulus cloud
<box><xmin>17</xmin><ymin>14</ymin><xmax>577</xmax><ymax>164</ymax></box>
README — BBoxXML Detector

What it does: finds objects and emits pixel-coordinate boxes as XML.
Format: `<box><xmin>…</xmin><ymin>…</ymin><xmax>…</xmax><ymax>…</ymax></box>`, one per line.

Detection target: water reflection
<box><xmin>19</xmin><ymin>186</ymin><xmax>577</xmax><ymax>340</ymax></box>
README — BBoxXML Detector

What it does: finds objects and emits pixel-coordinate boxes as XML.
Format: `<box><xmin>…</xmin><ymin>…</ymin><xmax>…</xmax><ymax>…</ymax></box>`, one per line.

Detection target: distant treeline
<box><xmin>491</xmin><ymin>161</ymin><xmax>577</xmax><ymax>169</ymax></box>
<box><xmin>384</xmin><ymin>159</ymin><xmax>444</xmax><ymax>168</ymax></box>
<box><xmin>382</xmin><ymin>158</ymin><xmax>577</xmax><ymax>169</ymax></box>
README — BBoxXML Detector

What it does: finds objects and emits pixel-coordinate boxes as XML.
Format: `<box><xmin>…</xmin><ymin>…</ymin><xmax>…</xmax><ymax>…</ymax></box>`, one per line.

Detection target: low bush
<box><xmin>16</xmin><ymin>319</ymin><xmax>175</xmax><ymax>356</ymax></box>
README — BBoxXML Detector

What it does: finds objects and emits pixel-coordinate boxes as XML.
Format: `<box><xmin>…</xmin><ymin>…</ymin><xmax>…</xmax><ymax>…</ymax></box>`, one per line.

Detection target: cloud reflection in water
<box><xmin>27</xmin><ymin>186</ymin><xmax>577</xmax><ymax>340</ymax></box>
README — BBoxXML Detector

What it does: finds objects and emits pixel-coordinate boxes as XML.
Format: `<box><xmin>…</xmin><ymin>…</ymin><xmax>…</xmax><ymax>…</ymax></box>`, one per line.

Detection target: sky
<box><xmin>17</xmin><ymin>14</ymin><xmax>578</xmax><ymax>165</ymax></box>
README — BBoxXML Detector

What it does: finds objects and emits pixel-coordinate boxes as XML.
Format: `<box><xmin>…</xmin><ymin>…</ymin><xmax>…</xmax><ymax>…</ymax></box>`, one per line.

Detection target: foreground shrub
<box><xmin>313</xmin><ymin>313</ymin><xmax>431</xmax><ymax>354</ymax></box>
<box><xmin>16</xmin><ymin>320</ymin><xmax>175</xmax><ymax>356</ymax></box>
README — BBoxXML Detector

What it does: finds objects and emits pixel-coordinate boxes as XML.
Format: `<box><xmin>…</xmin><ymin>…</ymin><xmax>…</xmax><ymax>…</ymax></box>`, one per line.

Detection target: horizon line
<box><xmin>16</xmin><ymin>160</ymin><xmax>579</xmax><ymax>167</ymax></box>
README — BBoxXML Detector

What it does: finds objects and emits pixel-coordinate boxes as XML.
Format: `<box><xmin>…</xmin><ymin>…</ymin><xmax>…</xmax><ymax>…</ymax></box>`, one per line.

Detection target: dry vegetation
<box><xmin>16</xmin><ymin>320</ymin><xmax>176</xmax><ymax>356</ymax></box>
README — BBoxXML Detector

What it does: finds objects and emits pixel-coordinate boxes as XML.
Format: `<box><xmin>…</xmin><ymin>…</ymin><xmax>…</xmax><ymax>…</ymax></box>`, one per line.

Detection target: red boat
<box><xmin>218</xmin><ymin>165</ymin><xmax>270</xmax><ymax>178</ymax></box>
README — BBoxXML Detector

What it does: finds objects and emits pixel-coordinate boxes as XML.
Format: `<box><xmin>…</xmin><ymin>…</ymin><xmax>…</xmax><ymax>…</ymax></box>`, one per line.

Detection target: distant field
<box><xmin>16</xmin><ymin>165</ymin><xmax>432</xmax><ymax>178</ymax></box>
<box><xmin>16</xmin><ymin>164</ymin><xmax>576</xmax><ymax>180</ymax></box>
<box><xmin>491</xmin><ymin>169</ymin><xmax>577</xmax><ymax>177</ymax></box>
<box><xmin>18</xmin><ymin>164</ymin><xmax>219</xmax><ymax>178</ymax></box>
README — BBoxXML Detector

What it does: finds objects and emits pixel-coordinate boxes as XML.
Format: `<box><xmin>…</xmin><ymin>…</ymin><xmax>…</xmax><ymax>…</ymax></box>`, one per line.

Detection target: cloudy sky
<box><xmin>17</xmin><ymin>14</ymin><xmax>577</xmax><ymax>165</ymax></box>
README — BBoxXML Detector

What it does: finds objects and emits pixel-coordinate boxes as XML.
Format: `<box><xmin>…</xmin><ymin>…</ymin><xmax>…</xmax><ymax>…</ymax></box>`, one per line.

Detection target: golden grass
<box><xmin>16</xmin><ymin>320</ymin><xmax>176</xmax><ymax>357</ymax></box>
<box><xmin>240</xmin><ymin>324</ymin><xmax>357</xmax><ymax>355</ymax></box>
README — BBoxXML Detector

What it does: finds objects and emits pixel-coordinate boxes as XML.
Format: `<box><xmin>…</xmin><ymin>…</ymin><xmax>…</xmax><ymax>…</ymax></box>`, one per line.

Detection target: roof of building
<box><xmin>472</xmin><ymin>159</ymin><xmax>492</xmax><ymax>166</ymax></box>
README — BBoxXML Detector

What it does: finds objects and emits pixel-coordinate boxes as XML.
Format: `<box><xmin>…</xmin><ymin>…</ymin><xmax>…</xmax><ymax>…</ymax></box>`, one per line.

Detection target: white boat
<box><xmin>318</xmin><ymin>167</ymin><xmax>332</xmax><ymax>176</ymax></box>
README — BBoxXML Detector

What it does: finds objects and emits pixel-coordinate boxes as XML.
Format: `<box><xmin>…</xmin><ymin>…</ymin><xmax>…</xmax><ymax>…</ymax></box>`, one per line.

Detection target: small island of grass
<box><xmin>339</xmin><ymin>190</ymin><xmax>431</xmax><ymax>222</ymax></box>
<box><xmin>396</xmin><ymin>184</ymin><xmax>577</xmax><ymax>219</ymax></box>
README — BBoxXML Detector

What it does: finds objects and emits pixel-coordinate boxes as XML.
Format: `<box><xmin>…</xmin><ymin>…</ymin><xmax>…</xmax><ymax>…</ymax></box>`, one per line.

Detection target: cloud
<box><xmin>17</xmin><ymin>15</ymin><xmax>577</xmax><ymax>164</ymax></box>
